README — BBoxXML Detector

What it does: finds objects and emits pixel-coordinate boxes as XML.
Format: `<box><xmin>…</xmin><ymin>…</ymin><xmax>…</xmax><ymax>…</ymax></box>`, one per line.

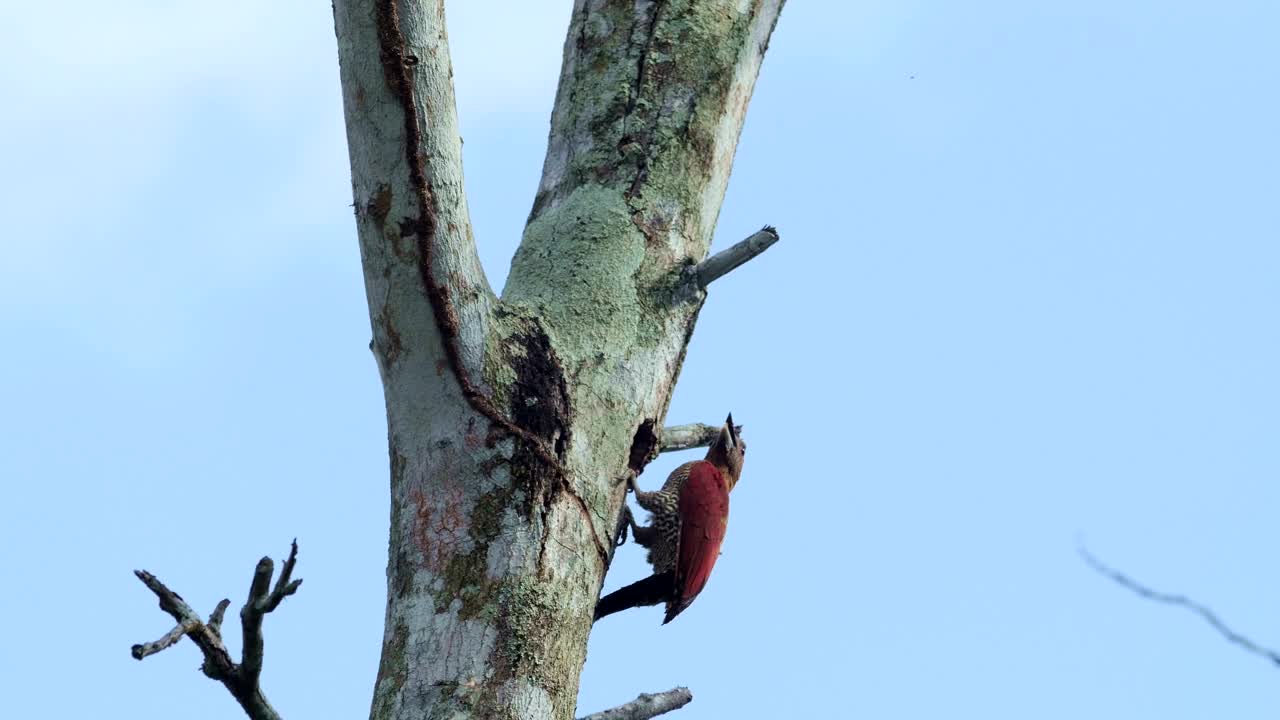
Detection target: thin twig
<box><xmin>578</xmin><ymin>687</ymin><xmax>693</xmax><ymax>720</ymax></box>
<box><xmin>659</xmin><ymin>423</ymin><xmax>743</xmax><ymax>453</ymax></box>
<box><xmin>693</xmin><ymin>226</ymin><xmax>779</xmax><ymax>289</ymax></box>
<box><xmin>132</xmin><ymin>542</ymin><xmax>303</xmax><ymax>720</ymax></box>
<box><xmin>1080</xmin><ymin>545</ymin><xmax>1280</xmax><ymax>667</ymax></box>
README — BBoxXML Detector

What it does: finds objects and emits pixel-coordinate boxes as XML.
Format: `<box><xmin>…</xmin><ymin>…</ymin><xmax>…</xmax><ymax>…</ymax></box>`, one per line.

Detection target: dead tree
<box><xmin>132</xmin><ymin>2</ymin><xmax>786</xmax><ymax>719</ymax></box>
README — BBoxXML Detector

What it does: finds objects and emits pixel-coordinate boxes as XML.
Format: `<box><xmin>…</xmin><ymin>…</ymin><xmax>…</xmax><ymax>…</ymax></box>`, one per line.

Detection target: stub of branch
<box><xmin>1080</xmin><ymin>545</ymin><xmax>1280</xmax><ymax>667</ymax></box>
<box><xmin>578</xmin><ymin>687</ymin><xmax>693</xmax><ymax>720</ymax></box>
<box><xmin>693</xmin><ymin>226</ymin><xmax>780</xmax><ymax>289</ymax></box>
<box><xmin>659</xmin><ymin>423</ymin><xmax>744</xmax><ymax>453</ymax></box>
<box><xmin>131</xmin><ymin>541</ymin><xmax>303</xmax><ymax>720</ymax></box>
<box><xmin>209</xmin><ymin>598</ymin><xmax>231</xmax><ymax>635</ymax></box>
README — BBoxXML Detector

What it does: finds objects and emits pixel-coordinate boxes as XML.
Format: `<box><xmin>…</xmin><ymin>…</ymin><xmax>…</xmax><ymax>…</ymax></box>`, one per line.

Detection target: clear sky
<box><xmin>2</xmin><ymin>1</ymin><xmax>1277</xmax><ymax>718</ymax></box>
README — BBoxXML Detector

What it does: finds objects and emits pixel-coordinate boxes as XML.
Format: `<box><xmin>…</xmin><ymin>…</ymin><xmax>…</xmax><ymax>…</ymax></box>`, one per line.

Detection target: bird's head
<box><xmin>705</xmin><ymin>413</ymin><xmax>746</xmax><ymax>490</ymax></box>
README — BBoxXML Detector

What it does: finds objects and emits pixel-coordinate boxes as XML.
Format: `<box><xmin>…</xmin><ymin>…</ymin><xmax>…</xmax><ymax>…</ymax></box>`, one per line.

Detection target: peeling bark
<box><xmin>331</xmin><ymin>2</ymin><xmax>786</xmax><ymax>719</ymax></box>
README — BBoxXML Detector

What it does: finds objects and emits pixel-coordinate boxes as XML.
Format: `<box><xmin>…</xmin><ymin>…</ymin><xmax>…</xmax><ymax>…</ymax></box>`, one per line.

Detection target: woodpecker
<box><xmin>594</xmin><ymin>415</ymin><xmax>745</xmax><ymax>623</ymax></box>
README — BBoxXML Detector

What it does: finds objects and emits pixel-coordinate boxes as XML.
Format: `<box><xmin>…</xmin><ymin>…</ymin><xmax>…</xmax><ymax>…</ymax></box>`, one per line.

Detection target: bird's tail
<box><xmin>593</xmin><ymin>572</ymin><xmax>674</xmax><ymax>621</ymax></box>
<box><xmin>662</xmin><ymin>597</ymin><xmax>693</xmax><ymax>625</ymax></box>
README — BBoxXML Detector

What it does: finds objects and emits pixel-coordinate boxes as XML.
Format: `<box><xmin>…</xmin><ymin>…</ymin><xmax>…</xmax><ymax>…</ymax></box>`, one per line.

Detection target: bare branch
<box><xmin>131</xmin><ymin>619</ymin><xmax>199</xmax><ymax>660</ymax></box>
<box><xmin>1080</xmin><ymin>545</ymin><xmax>1280</xmax><ymax>667</ymax></box>
<box><xmin>131</xmin><ymin>569</ymin><xmax>238</xmax><ymax>680</ymax></box>
<box><xmin>578</xmin><ymin>687</ymin><xmax>693</xmax><ymax>720</ymax></box>
<box><xmin>132</xmin><ymin>542</ymin><xmax>304</xmax><ymax>720</ymax></box>
<box><xmin>264</xmin><ymin>539</ymin><xmax>301</xmax><ymax>612</ymax></box>
<box><xmin>693</xmin><ymin>226</ymin><xmax>780</xmax><ymax>289</ymax></box>
<box><xmin>659</xmin><ymin>423</ymin><xmax>743</xmax><ymax>453</ymax></box>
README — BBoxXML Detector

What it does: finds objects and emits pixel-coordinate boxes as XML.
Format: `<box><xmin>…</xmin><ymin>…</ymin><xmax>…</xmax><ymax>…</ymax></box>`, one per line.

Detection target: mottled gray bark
<box><xmin>331</xmin><ymin>2</ymin><xmax>786</xmax><ymax>719</ymax></box>
<box><xmin>658</xmin><ymin>422</ymin><xmax>743</xmax><ymax>453</ymax></box>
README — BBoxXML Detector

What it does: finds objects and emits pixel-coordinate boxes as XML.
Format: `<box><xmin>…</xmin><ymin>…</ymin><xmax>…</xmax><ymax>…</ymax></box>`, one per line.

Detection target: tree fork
<box><xmin>131</xmin><ymin>1</ymin><xmax>785</xmax><ymax>717</ymax></box>
<box><xmin>110</xmin><ymin>2</ymin><xmax>797</xmax><ymax>720</ymax></box>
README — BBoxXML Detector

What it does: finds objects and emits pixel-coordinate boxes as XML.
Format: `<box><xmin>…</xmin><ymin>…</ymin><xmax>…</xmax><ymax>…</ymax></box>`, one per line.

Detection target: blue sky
<box><xmin>2</xmin><ymin>1</ymin><xmax>1277</xmax><ymax>718</ymax></box>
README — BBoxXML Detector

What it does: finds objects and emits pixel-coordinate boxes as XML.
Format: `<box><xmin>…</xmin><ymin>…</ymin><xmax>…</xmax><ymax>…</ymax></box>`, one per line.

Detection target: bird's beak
<box><xmin>725</xmin><ymin>413</ymin><xmax>738</xmax><ymax>447</ymax></box>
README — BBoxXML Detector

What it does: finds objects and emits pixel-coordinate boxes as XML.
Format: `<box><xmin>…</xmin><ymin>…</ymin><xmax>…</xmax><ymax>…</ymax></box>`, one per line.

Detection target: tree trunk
<box><xmin>331</xmin><ymin>2</ymin><xmax>785</xmax><ymax>719</ymax></box>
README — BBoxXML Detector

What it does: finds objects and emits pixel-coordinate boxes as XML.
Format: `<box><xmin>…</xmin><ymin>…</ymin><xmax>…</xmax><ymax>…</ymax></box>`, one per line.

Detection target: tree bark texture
<box><xmin>332</xmin><ymin>2</ymin><xmax>784</xmax><ymax>719</ymax></box>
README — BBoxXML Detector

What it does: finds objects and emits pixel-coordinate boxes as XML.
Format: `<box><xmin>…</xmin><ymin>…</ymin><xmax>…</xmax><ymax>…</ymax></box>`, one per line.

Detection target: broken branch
<box><xmin>693</xmin><ymin>226</ymin><xmax>779</xmax><ymax>289</ymax></box>
<box><xmin>132</xmin><ymin>541</ymin><xmax>304</xmax><ymax>720</ymax></box>
<box><xmin>659</xmin><ymin>423</ymin><xmax>743</xmax><ymax>453</ymax></box>
<box><xmin>577</xmin><ymin>687</ymin><xmax>693</xmax><ymax>720</ymax></box>
<box><xmin>131</xmin><ymin>619</ymin><xmax>199</xmax><ymax>661</ymax></box>
<box><xmin>1080</xmin><ymin>545</ymin><xmax>1280</xmax><ymax>667</ymax></box>
<box><xmin>208</xmin><ymin>598</ymin><xmax>231</xmax><ymax>635</ymax></box>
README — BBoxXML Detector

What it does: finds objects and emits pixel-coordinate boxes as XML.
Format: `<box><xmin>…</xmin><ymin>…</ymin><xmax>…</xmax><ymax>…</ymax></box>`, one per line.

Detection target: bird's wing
<box><xmin>665</xmin><ymin>461</ymin><xmax>729</xmax><ymax>623</ymax></box>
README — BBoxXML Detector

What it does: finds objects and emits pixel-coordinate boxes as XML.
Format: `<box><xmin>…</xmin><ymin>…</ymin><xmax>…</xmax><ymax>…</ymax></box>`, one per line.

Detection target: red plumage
<box><xmin>663</xmin><ymin>460</ymin><xmax>730</xmax><ymax>624</ymax></box>
<box><xmin>593</xmin><ymin>415</ymin><xmax>744</xmax><ymax>624</ymax></box>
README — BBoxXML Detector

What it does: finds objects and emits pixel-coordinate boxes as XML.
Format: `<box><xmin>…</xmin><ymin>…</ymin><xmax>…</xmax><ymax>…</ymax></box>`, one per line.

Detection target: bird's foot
<box><xmin>612</xmin><ymin>505</ymin><xmax>635</xmax><ymax>548</ymax></box>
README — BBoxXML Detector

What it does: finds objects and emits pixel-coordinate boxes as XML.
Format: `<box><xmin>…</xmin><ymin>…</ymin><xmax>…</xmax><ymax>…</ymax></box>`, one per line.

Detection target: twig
<box><xmin>1080</xmin><ymin>545</ymin><xmax>1280</xmax><ymax>667</ymax></box>
<box><xmin>132</xmin><ymin>541</ymin><xmax>304</xmax><ymax>720</ymax></box>
<box><xmin>659</xmin><ymin>423</ymin><xmax>743</xmax><ymax>453</ymax></box>
<box><xmin>693</xmin><ymin>226</ymin><xmax>779</xmax><ymax>289</ymax></box>
<box><xmin>578</xmin><ymin>687</ymin><xmax>693</xmax><ymax>720</ymax></box>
